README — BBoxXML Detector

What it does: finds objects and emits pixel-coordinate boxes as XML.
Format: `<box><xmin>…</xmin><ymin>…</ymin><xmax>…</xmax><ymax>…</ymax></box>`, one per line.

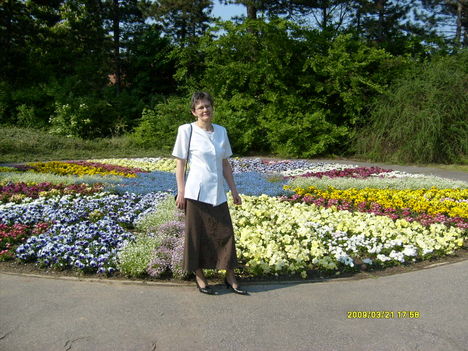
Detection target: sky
<box><xmin>212</xmin><ymin>2</ymin><xmax>246</xmax><ymax>20</ymax></box>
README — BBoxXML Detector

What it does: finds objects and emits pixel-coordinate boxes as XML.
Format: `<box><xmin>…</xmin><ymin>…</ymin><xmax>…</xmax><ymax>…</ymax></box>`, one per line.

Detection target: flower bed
<box><xmin>0</xmin><ymin>223</ymin><xmax>50</xmax><ymax>261</ymax></box>
<box><xmin>230</xmin><ymin>195</ymin><xmax>465</xmax><ymax>277</ymax></box>
<box><xmin>16</xmin><ymin>161</ymin><xmax>143</xmax><ymax>177</ymax></box>
<box><xmin>0</xmin><ymin>157</ymin><xmax>465</xmax><ymax>279</ymax></box>
<box><xmin>87</xmin><ymin>158</ymin><xmax>177</xmax><ymax>172</ymax></box>
<box><xmin>2</xmin><ymin>191</ymin><xmax>168</xmax><ymax>273</ymax></box>
<box><xmin>286</xmin><ymin>166</ymin><xmax>393</xmax><ymax>179</ymax></box>
<box><xmin>285</xmin><ymin>186</ymin><xmax>468</xmax><ymax>225</ymax></box>
<box><xmin>0</xmin><ymin>182</ymin><xmax>103</xmax><ymax>203</ymax></box>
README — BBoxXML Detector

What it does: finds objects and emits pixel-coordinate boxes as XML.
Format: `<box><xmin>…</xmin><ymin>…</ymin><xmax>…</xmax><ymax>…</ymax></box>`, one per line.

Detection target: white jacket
<box><xmin>172</xmin><ymin>122</ymin><xmax>233</xmax><ymax>206</ymax></box>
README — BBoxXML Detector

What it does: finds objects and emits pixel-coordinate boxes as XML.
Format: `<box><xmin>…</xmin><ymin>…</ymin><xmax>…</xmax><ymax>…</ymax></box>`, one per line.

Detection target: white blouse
<box><xmin>172</xmin><ymin>122</ymin><xmax>233</xmax><ymax>206</ymax></box>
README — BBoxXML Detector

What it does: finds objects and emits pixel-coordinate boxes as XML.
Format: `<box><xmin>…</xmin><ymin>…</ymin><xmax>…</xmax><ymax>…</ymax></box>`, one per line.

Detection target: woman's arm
<box><xmin>175</xmin><ymin>158</ymin><xmax>187</xmax><ymax>209</ymax></box>
<box><xmin>223</xmin><ymin>159</ymin><xmax>242</xmax><ymax>205</ymax></box>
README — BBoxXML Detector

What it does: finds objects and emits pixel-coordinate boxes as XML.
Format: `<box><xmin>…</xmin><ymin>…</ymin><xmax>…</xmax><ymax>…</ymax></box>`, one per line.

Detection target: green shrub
<box><xmin>49</xmin><ymin>95</ymin><xmax>119</xmax><ymax>138</ymax></box>
<box><xmin>172</xmin><ymin>21</ymin><xmax>402</xmax><ymax>157</ymax></box>
<box><xmin>257</xmin><ymin>95</ymin><xmax>349</xmax><ymax>157</ymax></box>
<box><xmin>16</xmin><ymin>105</ymin><xmax>38</xmax><ymax>128</ymax></box>
<box><xmin>355</xmin><ymin>52</ymin><xmax>468</xmax><ymax>164</ymax></box>
<box><xmin>131</xmin><ymin>96</ymin><xmax>193</xmax><ymax>151</ymax></box>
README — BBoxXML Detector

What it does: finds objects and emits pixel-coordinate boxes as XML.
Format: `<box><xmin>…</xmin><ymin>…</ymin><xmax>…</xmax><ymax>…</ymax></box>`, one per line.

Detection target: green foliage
<box><xmin>213</xmin><ymin>94</ymin><xmax>266</xmax><ymax>154</ymax></box>
<box><xmin>151</xmin><ymin>0</ymin><xmax>213</xmax><ymax>44</ymax></box>
<box><xmin>214</xmin><ymin>92</ymin><xmax>349</xmax><ymax>157</ymax></box>
<box><xmin>117</xmin><ymin>197</ymin><xmax>180</xmax><ymax>278</ymax></box>
<box><xmin>117</xmin><ymin>235</ymin><xmax>162</xmax><ymax>278</ymax></box>
<box><xmin>49</xmin><ymin>96</ymin><xmax>116</xmax><ymax>138</ymax></box>
<box><xmin>302</xmin><ymin>33</ymin><xmax>404</xmax><ymax>128</ymax></box>
<box><xmin>257</xmin><ymin>96</ymin><xmax>349</xmax><ymax>157</ymax></box>
<box><xmin>16</xmin><ymin>105</ymin><xmax>37</xmax><ymax>128</ymax></box>
<box><xmin>1</xmin><ymin>1</ymin><xmax>463</xmax><ymax>157</ymax></box>
<box><xmin>168</xmin><ymin>20</ymin><xmax>402</xmax><ymax>157</ymax></box>
<box><xmin>135</xmin><ymin>197</ymin><xmax>179</xmax><ymax>233</ymax></box>
<box><xmin>7</xmin><ymin>85</ymin><xmax>53</xmax><ymax>127</ymax></box>
<box><xmin>124</xmin><ymin>25</ymin><xmax>177</xmax><ymax>102</ymax></box>
<box><xmin>131</xmin><ymin>96</ymin><xmax>193</xmax><ymax>150</ymax></box>
<box><xmin>355</xmin><ymin>52</ymin><xmax>468</xmax><ymax>164</ymax></box>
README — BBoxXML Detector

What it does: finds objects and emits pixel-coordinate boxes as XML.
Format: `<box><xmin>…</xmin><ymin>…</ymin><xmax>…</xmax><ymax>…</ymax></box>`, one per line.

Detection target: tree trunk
<box><xmin>247</xmin><ymin>3</ymin><xmax>257</xmax><ymax>19</ymax></box>
<box><xmin>356</xmin><ymin>3</ymin><xmax>362</xmax><ymax>34</ymax></box>
<box><xmin>376</xmin><ymin>0</ymin><xmax>386</xmax><ymax>42</ymax></box>
<box><xmin>454</xmin><ymin>0</ymin><xmax>462</xmax><ymax>45</ymax></box>
<box><xmin>4</xmin><ymin>0</ymin><xmax>13</xmax><ymax>59</ymax></box>
<box><xmin>322</xmin><ymin>4</ymin><xmax>328</xmax><ymax>29</ymax></box>
<box><xmin>113</xmin><ymin>0</ymin><xmax>121</xmax><ymax>94</ymax></box>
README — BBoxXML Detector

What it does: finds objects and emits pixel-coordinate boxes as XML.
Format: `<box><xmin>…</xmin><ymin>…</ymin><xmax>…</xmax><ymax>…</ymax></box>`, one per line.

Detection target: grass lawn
<box><xmin>0</xmin><ymin>125</ymin><xmax>168</xmax><ymax>164</ymax></box>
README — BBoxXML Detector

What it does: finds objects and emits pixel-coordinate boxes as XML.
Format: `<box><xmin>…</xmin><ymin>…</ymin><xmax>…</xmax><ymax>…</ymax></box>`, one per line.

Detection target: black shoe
<box><xmin>224</xmin><ymin>278</ymin><xmax>248</xmax><ymax>295</ymax></box>
<box><xmin>195</xmin><ymin>280</ymin><xmax>216</xmax><ymax>295</ymax></box>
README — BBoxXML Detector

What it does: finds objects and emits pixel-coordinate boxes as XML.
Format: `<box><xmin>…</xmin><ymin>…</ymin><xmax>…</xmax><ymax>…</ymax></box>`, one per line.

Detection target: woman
<box><xmin>172</xmin><ymin>92</ymin><xmax>248</xmax><ymax>295</ymax></box>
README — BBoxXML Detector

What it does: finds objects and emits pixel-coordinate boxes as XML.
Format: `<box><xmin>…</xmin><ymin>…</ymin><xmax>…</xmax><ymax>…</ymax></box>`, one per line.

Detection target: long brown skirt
<box><xmin>183</xmin><ymin>199</ymin><xmax>238</xmax><ymax>272</ymax></box>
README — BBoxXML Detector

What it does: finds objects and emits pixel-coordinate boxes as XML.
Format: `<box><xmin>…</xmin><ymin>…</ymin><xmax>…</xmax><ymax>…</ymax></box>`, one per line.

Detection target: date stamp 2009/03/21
<box><xmin>347</xmin><ymin>311</ymin><xmax>421</xmax><ymax>319</ymax></box>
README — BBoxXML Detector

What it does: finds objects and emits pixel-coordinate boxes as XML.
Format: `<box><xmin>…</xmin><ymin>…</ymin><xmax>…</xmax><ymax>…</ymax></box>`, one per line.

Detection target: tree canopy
<box><xmin>0</xmin><ymin>0</ymin><xmax>466</xmax><ymax>162</ymax></box>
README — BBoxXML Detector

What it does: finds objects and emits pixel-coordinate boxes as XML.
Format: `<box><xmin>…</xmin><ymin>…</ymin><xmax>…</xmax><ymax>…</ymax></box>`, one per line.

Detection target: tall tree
<box><xmin>421</xmin><ymin>0</ymin><xmax>467</xmax><ymax>47</ymax></box>
<box><xmin>151</xmin><ymin>0</ymin><xmax>213</xmax><ymax>45</ymax></box>
<box><xmin>289</xmin><ymin>0</ymin><xmax>354</xmax><ymax>31</ymax></box>
<box><xmin>349</xmin><ymin>1</ymin><xmax>412</xmax><ymax>43</ymax></box>
<box><xmin>220</xmin><ymin>0</ymin><xmax>308</xmax><ymax>20</ymax></box>
<box><xmin>0</xmin><ymin>0</ymin><xmax>66</xmax><ymax>124</ymax></box>
<box><xmin>101</xmin><ymin>0</ymin><xmax>147</xmax><ymax>94</ymax></box>
<box><xmin>343</xmin><ymin>0</ymin><xmax>435</xmax><ymax>55</ymax></box>
<box><xmin>220</xmin><ymin>0</ymin><xmax>262</xmax><ymax>19</ymax></box>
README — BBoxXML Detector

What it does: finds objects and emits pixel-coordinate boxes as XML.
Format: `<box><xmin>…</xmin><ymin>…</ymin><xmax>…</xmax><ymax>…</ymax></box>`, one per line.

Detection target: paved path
<box><xmin>1</xmin><ymin>260</ymin><xmax>467</xmax><ymax>351</ymax></box>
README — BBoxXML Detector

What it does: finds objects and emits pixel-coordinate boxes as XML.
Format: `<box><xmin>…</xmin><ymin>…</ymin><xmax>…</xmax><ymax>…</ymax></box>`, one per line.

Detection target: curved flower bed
<box><xmin>285</xmin><ymin>186</ymin><xmax>468</xmax><ymax>224</ymax></box>
<box><xmin>0</xmin><ymin>182</ymin><xmax>103</xmax><ymax>203</ymax></box>
<box><xmin>18</xmin><ymin>161</ymin><xmax>143</xmax><ymax>177</ymax></box>
<box><xmin>87</xmin><ymin>158</ymin><xmax>177</xmax><ymax>172</ymax></box>
<box><xmin>1</xmin><ymin>191</ymin><xmax>168</xmax><ymax>272</ymax></box>
<box><xmin>0</xmin><ymin>158</ymin><xmax>466</xmax><ymax>279</ymax></box>
<box><xmin>230</xmin><ymin>195</ymin><xmax>465</xmax><ymax>277</ymax></box>
<box><xmin>286</xmin><ymin>166</ymin><xmax>393</xmax><ymax>179</ymax></box>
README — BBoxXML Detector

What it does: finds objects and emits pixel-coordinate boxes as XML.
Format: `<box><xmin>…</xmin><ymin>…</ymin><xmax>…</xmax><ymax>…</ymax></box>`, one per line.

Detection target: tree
<box><xmin>219</xmin><ymin>0</ymin><xmax>297</xmax><ymax>20</ymax></box>
<box><xmin>0</xmin><ymin>0</ymin><xmax>66</xmax><ymax>124</ymax></box>
<box><xmin>421</xmin><ymin>0</ymin><xmax>467</xmax><ymax>47</ymax></box>
<box><xmin>288</xmin><ymin>0</ymin><xmax>354</xmax><ymax>32</ymax></box>
<box><xmin>123</xmin><ymin>24</ymin><xmax>177</xmax><ymax>103</ymax></box>
<box><xmin>151</xmin><ymin>0</ymin><xmax>213</xmax><ymax>45</ymax></box>
<box><xmin>100</xmin><ymin>0</ymin><xmax>148</xmax><ymax>94</ymax></box>
<box><xmin>220</xmin><ymin>0</ymin><xmax>262</xmax><ymax>19</ymax></box>
<box><xmin>344</xmin><ymin>0</ymin><xmax>440</xmax><ymax>55</ymax></box>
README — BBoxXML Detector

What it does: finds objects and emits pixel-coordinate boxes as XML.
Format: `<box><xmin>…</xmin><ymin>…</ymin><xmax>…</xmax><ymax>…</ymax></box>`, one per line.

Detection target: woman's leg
<box><xmin>194</xmin><ymin>269</ymin><xmax>209</xmax><ymax>288</ymax></box>
<box><xmin>225</xmin><ymin>268</ymin><xmax>239</xmax><ymax>289</ymax></box>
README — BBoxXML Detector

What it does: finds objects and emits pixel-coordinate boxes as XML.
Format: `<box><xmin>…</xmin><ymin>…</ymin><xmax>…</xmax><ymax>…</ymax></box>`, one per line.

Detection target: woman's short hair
<box><xmin>191</xmin><ymin>92</ymin><xmax>213</xmax><ymax>111</ymax></box>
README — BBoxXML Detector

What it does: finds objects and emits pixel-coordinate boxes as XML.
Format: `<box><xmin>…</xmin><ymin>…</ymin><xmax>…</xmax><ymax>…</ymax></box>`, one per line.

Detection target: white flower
<box><xmin>389</xmin><ymin>250</ymin><xmax>405</xmax><ymax>263</ymax></box>
<box><xmin>402</xmin><ymin>245</ymin><xmax>417</xmax><ymax>257</ymax></box>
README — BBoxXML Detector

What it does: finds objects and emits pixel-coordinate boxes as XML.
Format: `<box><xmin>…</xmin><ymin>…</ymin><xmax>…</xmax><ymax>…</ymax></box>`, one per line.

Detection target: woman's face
<box><xmin>192</xmin><ymin>99</ymin><xmax>213</xmax><ymax>123</ymax></box>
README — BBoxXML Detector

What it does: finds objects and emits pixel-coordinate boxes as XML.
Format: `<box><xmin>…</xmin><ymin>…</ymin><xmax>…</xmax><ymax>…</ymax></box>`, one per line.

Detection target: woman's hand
<box><xmin>175</xmin><ymin>158</ymin><xmax>186</xmax><ymax>210</ymax></box>
<box><xmin>176</xmin><ymin>192</ymin><xmax>186</xmax><ymax>210</ymax></box>
<box><xmin>231</xmin><ymin>190</ymin><xmax>242</xmax><ymax>205</ymax></box>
